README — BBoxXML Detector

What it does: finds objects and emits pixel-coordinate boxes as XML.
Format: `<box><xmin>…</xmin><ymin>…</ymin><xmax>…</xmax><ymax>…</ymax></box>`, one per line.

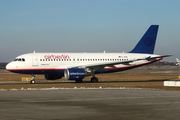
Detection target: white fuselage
<box><xmin>6</xmin><ymin>52</ymin><xmax>161</xmax><ymax>75</ymax></box>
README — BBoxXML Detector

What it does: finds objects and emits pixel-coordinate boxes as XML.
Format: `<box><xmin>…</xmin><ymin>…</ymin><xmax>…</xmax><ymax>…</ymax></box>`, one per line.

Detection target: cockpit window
<box><xmin>14</xmin><ymin>58</ymin><xmax>18</xmax><ymax>61</ymax></box>
<box><xmin>14</xmin><ymin>58</ymin><xmax>25</xmax><ymax>62</ymax></box>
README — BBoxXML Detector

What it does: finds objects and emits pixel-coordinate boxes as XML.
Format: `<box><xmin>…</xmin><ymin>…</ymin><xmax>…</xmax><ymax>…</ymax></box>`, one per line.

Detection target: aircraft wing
<box><xmin>68</xmin><ymin>58</ymin><xmax>146</xmax><ymax>70</ymax></box>
<box><xmin>67</xmin><ymin>55</ymin><xmax>172</xmax><ymax>70</ymax></box>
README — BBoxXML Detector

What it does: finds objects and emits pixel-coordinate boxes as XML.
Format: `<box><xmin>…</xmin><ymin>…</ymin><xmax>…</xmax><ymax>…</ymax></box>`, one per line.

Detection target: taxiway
<box><xmin>0</xmin><ymin>88</ymin><xmax>180</xmax><ymax>120</ymax></box>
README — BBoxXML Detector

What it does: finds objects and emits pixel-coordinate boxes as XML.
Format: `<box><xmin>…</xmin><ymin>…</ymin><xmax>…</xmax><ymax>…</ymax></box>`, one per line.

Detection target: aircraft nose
<box><xmin>6</xmin><ymin>62</ymin><xmax>12</xmax><ymax>70</ymax></box>
<box><xmin>6</xmin><ymin>63</ymin><xmax>10</xmax><ymax>70</ymax></box>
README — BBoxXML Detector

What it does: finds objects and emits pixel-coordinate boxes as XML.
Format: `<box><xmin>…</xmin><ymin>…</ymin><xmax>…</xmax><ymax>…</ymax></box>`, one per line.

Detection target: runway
<box><xmin>0</xmin><ymin>88</ymin><xmax>180</xmax><ymax>120</ymax></box>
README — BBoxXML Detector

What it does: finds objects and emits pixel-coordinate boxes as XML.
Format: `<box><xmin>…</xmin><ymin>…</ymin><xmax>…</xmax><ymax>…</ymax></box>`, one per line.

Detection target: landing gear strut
<box><xmin>90</xmin><ymin>71</ymin><xmax>99</xmax><ymax>83</ymax></box>
<box><xmin>30</xmin><ymin>74</ymin><xmax>36</xmax><ymax>84</ymax></box>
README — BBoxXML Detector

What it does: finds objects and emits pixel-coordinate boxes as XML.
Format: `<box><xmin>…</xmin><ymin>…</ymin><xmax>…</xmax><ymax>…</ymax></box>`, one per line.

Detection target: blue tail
<box><xmin>129</xmin><ymin>25</ymin><xmax>159</xmax><ymax>54</ymax></box>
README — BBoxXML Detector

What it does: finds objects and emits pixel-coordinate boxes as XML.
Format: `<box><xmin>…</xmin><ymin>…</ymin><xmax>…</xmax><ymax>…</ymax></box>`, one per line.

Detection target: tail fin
<box><xmin>129</xmin><ymin>25</ymin><xmax>159</xmax><ymax>54</ymax></box>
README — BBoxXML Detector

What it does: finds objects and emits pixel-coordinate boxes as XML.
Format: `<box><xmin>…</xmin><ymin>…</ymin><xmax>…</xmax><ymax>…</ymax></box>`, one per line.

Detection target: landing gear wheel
<box><xmin>75</xmin><ymin>79</ymin><xmax>83</xmax><ymax>83</ymax></box>
<box><xmin>30</xmin><ymin>74</ymin><xmax>36</xmax><ymax>84</ymax></box>
<box><xmin>90</xmin><ymin>77</ymin><xmax>98</xmax><ymax>83</ymax></box>
<box><xmin>30</xmin><ymin>80</ymin><xmax>35</xmax><ymax>84</ymax></box>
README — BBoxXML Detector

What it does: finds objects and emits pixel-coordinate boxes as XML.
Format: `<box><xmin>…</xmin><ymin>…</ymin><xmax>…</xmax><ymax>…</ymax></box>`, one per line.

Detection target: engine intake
<box><xmin>64</xmin><ymin>68</ymin><xmax>86</xmax><ymax>80</ymax></box>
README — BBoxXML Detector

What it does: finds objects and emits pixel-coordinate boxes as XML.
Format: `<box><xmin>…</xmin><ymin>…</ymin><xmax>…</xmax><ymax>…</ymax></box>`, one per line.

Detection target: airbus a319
<box><xmin>6</xmin><ymin>25</ymin><xmax>171</xmax><ymax>84</ymax></box>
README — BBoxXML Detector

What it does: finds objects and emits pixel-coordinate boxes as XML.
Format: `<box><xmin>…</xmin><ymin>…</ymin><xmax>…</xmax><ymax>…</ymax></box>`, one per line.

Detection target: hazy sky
<box><xmin>1</xmin><ymin>0</ymin><xmax>180</xmax><ymax>62</ymax></box>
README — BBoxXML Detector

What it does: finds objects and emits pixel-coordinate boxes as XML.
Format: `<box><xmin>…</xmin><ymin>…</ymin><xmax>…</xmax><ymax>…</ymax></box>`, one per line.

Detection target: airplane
<box><xmin>176</xmin><ymin>58</ymin><xmax>180</xmax><ymax>65</ymax></box>
<box><xmin>6</xmin><ymin>25</ymin><xmax>172</xmax><ymax>84</ymax></box>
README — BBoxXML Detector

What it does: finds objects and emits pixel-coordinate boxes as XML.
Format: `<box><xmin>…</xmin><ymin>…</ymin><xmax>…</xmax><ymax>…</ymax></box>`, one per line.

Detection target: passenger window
<box><xmin>22</xmin><ymin>58</ymin><xmax>25</xmax><ymax>61</ymax></box>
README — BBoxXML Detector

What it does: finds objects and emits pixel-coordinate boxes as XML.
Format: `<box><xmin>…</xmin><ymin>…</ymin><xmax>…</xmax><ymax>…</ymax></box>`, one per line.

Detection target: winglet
<box><xmin>129</xmin><ymin>25</ymin><xmax>159</xmax><ymax>54</ymax></box>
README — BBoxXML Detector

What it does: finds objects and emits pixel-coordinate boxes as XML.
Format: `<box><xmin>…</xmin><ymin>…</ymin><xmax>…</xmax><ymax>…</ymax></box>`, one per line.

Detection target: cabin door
<box><xmin>32</xmin><ymin>55</ymin><xmax>38</xmax><ymax>66</ymax></box>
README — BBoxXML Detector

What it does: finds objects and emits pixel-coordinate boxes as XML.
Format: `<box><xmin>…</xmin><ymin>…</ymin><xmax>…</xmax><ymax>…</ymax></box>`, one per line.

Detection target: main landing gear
<box><xmin>75</xmin><ymin>72</ymin><xmax>99</xmax><ymax>83</ymax></box>
<box><xmin>75</xmin><ymin>77</ymin><xmax>98</xmax><ymax>83</ymax></box>
<box><xmin>90</xmin><ymin>71</ymin><xmax>98</xmax><ymax>83</ymax></box>
<box><xmin>30</xmin><ymin>74</ymin><xmax>36</xmax><ymax>84</ymax></box>
<box><xmin>90</xmin><ymin>77</ymin><xmax>98</xmax><ymax>83</ymax></box>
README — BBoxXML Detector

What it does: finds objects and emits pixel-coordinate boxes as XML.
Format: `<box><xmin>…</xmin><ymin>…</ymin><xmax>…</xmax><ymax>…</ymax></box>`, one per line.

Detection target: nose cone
<box><xmin>6</xmin><ymin>63</ymin><xmax>10</xmax><ymax>70</ymax></box>
<box><xmin>6</xmin><ymin>62</ymin><xmax>13</xmax><ymax>71</ymax></box>
<box><xmin>6</xmin><ymin>62</ymin><xmax>22</xmax><ymax>73</ymax></box>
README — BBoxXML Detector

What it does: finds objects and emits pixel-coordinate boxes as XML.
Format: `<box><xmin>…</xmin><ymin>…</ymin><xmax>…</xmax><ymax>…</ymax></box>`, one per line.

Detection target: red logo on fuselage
<box><xmin>44</xmin><ymin>54</ymin><xmax>70</xmax><ymax>59</ymax></box>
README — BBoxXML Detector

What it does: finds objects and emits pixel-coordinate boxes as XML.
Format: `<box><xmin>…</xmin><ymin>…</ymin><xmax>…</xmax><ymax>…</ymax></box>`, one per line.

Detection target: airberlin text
<box><xmin>44</xmin><ymin>54</ymin><xmax>70</xmax><ymax>59</ymax></box>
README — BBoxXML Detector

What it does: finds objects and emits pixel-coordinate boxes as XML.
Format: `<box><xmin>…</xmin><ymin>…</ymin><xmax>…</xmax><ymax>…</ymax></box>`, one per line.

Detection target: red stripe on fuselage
<box><xmin>6</xmin><ymin>60</ymin><xmax>159</xmax><ymax>74</ymax></box>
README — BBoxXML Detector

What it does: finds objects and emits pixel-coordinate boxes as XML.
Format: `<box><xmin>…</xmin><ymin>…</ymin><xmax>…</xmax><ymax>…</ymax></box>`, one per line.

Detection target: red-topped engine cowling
<box><xmin>64</xmin><ymin>68</ymin><xmax>86</xmax><ymax>80</ymax></box>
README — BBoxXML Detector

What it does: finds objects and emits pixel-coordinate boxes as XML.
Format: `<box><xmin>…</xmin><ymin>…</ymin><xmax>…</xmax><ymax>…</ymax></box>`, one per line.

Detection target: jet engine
<box><xmin>64</xmin><ymin>68</ymin><xmax>86</xmax><ymax>80</ymax></box>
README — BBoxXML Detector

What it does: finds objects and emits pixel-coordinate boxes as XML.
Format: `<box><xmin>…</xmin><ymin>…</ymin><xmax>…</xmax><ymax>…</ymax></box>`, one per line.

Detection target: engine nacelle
<box><xmin>64</xmin><ymin>68</ymin><xmax>86</xmax><ymax>80</ymax></box>
<box><xmin>44</xmin><ymin>73</ymin><xmax>63</xmax><ymax>80</ymax></box>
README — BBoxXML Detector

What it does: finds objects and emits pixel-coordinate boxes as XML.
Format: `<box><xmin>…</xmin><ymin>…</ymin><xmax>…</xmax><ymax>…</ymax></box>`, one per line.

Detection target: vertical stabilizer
<box><xmin>129</xmin><ymin>25</ymin><xmax>159</xmax><ymax>54</ymax></box>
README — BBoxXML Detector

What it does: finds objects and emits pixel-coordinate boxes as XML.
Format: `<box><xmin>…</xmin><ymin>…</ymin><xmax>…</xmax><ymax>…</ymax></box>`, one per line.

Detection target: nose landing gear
<box><xmin>30</xmin><ymin>74</ymin><xmax>36</xmax><ymax>84</ymax></box>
